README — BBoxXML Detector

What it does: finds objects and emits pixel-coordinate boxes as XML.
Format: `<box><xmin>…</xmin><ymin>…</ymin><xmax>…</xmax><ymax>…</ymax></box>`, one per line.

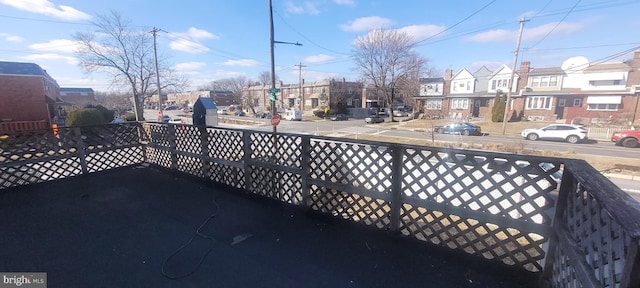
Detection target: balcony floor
<box><xmin>0</xmin><ymin>165</ymin><xmax>538</xmax><ymax>287</ymax></box>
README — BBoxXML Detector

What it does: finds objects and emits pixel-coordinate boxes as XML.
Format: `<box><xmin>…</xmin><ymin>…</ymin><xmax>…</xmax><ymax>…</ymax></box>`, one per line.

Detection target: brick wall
<box><xmin>0</xmin><ymin>75</ymin><xmax>50</xmax><ymax>122</ymax></box>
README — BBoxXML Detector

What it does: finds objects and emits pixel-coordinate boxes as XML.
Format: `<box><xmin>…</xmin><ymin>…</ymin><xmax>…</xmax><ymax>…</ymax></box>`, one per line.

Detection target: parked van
<box><xmin>284</xmin><ymin>110</ymin><xmax>302</xmax><ymax>121</ymax></box>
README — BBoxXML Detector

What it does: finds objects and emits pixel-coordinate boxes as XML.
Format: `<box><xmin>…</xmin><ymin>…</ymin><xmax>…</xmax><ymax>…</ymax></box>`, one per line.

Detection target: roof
<box><xmin>0</xmin><ymin>165</ymin><xmax>537</xmax><ymax>287</ymax></box>
<box><xmin>60</xmin><ymin>87</ymin><xmax>95</xmax><ymax>93</ymax></box>
<box><xmin>528</xmin><ymin>67</ymin><xmax>564</xmax><ymax>76</ymax></box>
<box><xmin>420</xmin><ymin>77</ymin><xmax>444</xmax><ymax>84</ymax></box>
<box><xmin>0</xmin><ymin>61</ymin><xmax>48</xmax><ymax>76</ymax></box>
<box><xmin>195</xmin><ymin>96</ymin><xmax>218</xmax><ymax>109</ymax></box>
<box><xmin>584</xmin><ymin>62</ymin><xmax>632</xmax><ymax>73</ymax></box>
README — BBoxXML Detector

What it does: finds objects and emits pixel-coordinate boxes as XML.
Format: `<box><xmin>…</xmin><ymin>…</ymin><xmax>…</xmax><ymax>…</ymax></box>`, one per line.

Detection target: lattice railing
<box><xmin>0</xmin><ymin>123</ymin><xmax>144</xmax><ymax>188</ymax></box>
<box><xmin>4</xmin><ymin>122</ymin><xmax>640</xmax><ymax>287</ymax></box>
<box><xmin>544</xmin><ymin>161</ymin><xmax>640</xmax><ymax>288</ymax></box>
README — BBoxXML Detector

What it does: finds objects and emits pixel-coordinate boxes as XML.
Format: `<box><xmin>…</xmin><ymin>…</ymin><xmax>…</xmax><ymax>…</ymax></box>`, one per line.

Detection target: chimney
<box><xmin>444</xmin><ymin>68</ymin><xmax>453</xmax><ymax>81</ymax></box>
<box><xmin>517</xmin><ymin>61</ymin><xmax>531</xmax><ymax>92</ymax></box>
<box><xmin>627</xmin><ymin>50</ymin><xmax>640</xmax><ymax>87</ymax></box>
<box><xmin>443</xmin><ymin>67</ymin><xmax>453</xmax><ymax>95</ymax></box>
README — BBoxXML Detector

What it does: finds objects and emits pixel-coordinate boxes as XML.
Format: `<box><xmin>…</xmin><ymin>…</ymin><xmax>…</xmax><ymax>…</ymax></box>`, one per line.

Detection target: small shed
<box><xmin>192</xmin><ymin>97</ymin><xmax>218</xmax><ymax>127</ymax></box>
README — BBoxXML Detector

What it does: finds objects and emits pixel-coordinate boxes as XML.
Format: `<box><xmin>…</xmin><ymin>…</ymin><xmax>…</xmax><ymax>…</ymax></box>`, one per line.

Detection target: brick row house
<box><xmin>0</xmin><ymin>61</ymin><xmax>61</xmax><ymax>134</ymax></box>
<box><xmin>415</xmin><ymin>51</ymin><xmax>640</xmax><ymax>126</ymax></box>
<box><xmin>243</xmin><ymin>78</ymin><xmax>363</xmax><ymax>113</ymax></box>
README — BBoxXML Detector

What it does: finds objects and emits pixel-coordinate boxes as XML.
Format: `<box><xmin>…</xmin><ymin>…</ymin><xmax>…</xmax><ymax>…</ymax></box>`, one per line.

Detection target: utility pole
<box><xmin>268</xmin><ymin>0</ymin><xmax>302</xmax><ymax>133</ymax></box>
<box><xmin>295</xmin><ymin>62</ymin><xmax>306</xmax><ymax>112</ymax></box>
<box><xmin>151</xmin><ymin>27</ymin><xmax>163</xmax><ymax>115</ymax></box>
<box><xmin>269</xmin><ymin>0</ymin><xmax>276</xmax><ymax>133</ymax></box>
<box><xmin>501</xmin><ymin>17</ymin><xmax>528</xmax><ymax>135</ymax></box>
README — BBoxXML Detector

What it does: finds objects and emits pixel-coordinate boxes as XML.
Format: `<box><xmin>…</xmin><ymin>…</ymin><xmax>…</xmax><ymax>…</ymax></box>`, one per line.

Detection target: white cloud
<box><xmin>333</xmin><ymin>0</ymin><xmax>355</xmax><ymax>7</ymax></box>
<box><xmin>221</xmin><ymin>59</ymin><xmax>261</xmax><ymax>67</ymax></box>
<box><xmin>20</xmin><ymin>53</ymin><xmax>78</xmax><ymax>65</ymax></box>
<box><xmin>522</xmin><ymin>22</ymin><xmax>583</xmax><ymax>41</ymax></box>
<box><xmin>169</xmin><ymin>39</ymin><xmax>210</xmax><ymax>53</ymax></box>
<box><xmin>340</xmin><ymin>16</ymin><xmax>393</xmax><ymax>32</ymax></box>
<box><xmin>28</xmin><ymin>39</ymin><xmax>79</xmax><ymax>53</ymax></box>
<box><xmin>213</xmin><ymin>69</ymin><xmax>246</xmax><ymax>78</ymax></box>
<box><xmin>397</xmin><ymin>24</ymin><xmax>446</xmax><ymax>42</ymax></box>
<box><xmin>173</xmin><ymin>62</ymin><xmax>207</xmax><ymax>71</ymax></box>
<box><xmin>0</xmin><ymin>33</ymin><xmax>23</xmax><ymax>42</ymax></box>
<box><xmin>468</xmin><ymin>21</ymin><xmax>583</xmax><ymax>42</ymax></box>
<box><xmin>169</xmin><ymin>27</ymin><xmax>218</xmax><ymax>54</ymax></box>
<box><xmin>304</xmin><ymin>54</ymin><xmax>335</xmax><ymax>63</ymax></box>
<box><xmin>286</xmin><ymin>1</ymin><xmax>320</xmax><ymax>15</ymax></box>
<box><xmin>0</xmin><ymin>0</ymin><xmax>90</xmax><ymax>20</ymax></box>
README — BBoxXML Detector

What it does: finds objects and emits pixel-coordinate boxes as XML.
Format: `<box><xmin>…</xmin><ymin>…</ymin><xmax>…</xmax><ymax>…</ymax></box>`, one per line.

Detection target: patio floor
<box><xmin>0</xmin><ymin>165</ymin><xmax>539</xmax><ymax>287</ymax></box>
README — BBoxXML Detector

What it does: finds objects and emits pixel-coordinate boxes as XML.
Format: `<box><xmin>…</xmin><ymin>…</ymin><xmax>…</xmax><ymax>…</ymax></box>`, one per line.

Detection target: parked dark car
<box><xmin>234</xmin><ymin>110</ymin><xmax>246</xmax><ymax>116</ymax></box>
<box><xmin>435</xmin><ymin>122</ymin><xmax>482</xmax><ymax>136</ymax></box>
<box><xmin>330</xmin><ymin>114</ymin><xmax>348</xmax><ymax>121</ymax></box>
<box><xmin>364</xmin><ymin>115</ymin><xmax>384</xmax><ymax>124</ymax></box>
<box><xmin>611</xmin><ymin>130</ymin><xmax>640</xmax><ymax>148</ymax></box>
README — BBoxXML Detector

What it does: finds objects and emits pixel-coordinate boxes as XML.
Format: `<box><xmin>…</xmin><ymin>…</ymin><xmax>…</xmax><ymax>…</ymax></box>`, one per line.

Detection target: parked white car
<box><xmin>521</xmin><ymin>124</ymin><xmax>587</xmax><ymax>144</ymax></box>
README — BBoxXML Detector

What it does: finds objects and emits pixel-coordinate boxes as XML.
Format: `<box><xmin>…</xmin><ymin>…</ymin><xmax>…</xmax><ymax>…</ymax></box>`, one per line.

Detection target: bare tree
<box><xmin>73</xmin><ymin>11</ymin><xmax>189</xmax><ymax>120</ymax></box>
<box><xmin>258</xmin><ymin>71</ymin><xmax>278</xmax><ymax>86</ymax></box>
<box><xmin>352</xmin><ymin>28</ymin><xmax>428</xmax><ymax>122</ymax></box>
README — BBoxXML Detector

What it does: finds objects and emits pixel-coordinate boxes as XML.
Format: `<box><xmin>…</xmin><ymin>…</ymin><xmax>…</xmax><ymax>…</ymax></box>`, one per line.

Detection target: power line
<box><xmin>412</xmin><ymin>0</ymin><xmax>497</xmax><ymax>46</ymax></box>
<box><xmin>273</xmin><ymin>9</ymin><xmax>350</xmax><ymax>56</ymax></box>
<box><xmin>527</xmin><ymin>0</ymin><xmax>582</xmax><ymax>50</ymax></box>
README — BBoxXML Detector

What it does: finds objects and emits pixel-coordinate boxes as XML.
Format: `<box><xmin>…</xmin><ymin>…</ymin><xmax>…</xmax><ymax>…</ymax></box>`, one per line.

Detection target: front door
<box><xmin>554</xmin><ymin>98</ymin><xmax>565</xmax><ymax>120</ymax></box>
<box><xmin>472</xmin><ymin>100</ymin><xmax>481</xmax><ymax>117</ymax></box>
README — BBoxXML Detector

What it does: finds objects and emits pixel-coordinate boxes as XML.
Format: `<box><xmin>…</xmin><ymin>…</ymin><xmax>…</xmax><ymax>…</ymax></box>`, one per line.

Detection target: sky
<box><xmin>1</xmin><ymin>0</ymin><xmax>640</xmax><ymax>93</ymax></box>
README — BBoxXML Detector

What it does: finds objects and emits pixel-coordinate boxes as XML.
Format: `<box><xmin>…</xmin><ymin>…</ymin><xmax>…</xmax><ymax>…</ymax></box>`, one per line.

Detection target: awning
<box><xmin>586</xmin><ymin>96</ymin><xmax>621</xmax><ymax>104</ymax></box>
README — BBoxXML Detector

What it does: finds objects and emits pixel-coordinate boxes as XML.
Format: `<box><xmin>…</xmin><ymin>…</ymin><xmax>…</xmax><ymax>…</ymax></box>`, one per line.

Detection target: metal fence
<box><xmin>1</xmin><ymin>122</ymin><xmax>639</xmax><ymax>287</ymax></box>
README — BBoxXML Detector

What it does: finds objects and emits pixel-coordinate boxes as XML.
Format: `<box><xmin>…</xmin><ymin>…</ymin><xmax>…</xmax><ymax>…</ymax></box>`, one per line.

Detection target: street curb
<box><xmin>604</xmin><ymin>173</ymin><xmax>640</xmax><ymax>181</ymax></box>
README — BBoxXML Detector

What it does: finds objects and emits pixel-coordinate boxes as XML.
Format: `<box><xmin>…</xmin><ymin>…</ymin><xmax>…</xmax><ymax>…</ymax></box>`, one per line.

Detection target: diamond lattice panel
<box><xmin>0</xmin><ymin>159</ymin><xmax>82</xmax><ymax>188</ymax></box>
<box><xmin>563</xmin><ymin>182</ymin><xmax>630</xmax><ymax>287</ymax></box>
<box><xmin>0</xmin><ymin>129</ymin><xmax>74</xmax><ymax>164</ymax></box>
<box><xmin>208</xmin><ymin>129</ymin><xmax>243</xmax><ymax>161</ymax></box>
<box><xmin>309</xmin><ymin>140</ymin><xmax>392</xmax><ymax>193</ymax></box>
<box><xmin>309</xmin><ymin>185</ymin><xmax>391</xmax><ymax>229</ymax></box>
<box><xmin>207</xmin><ymin>162</ymin><xmax>245</xmax><ymax>189</ymax></box>
<box><xmin>250</xmin><ymin>133</ymin><xmax>301</xmax><ymax>168</ymax></box>
<box><xmin>249</xmin><ymin>166</ymin><xmax>302</xmax><ymax>203</ymax></box>
<box><xmin>399</xmin><ymin>204</ymin><xmax>546</xmax><ymax>272</ymax></box>
<box><xmin>176</xmin><ymin>155</ymin><xmax>204</xmax><ymax>177</ymax></box>
<box><xmin>79</xmin><ymin>123</ymin><xmax>140</xmax><ymax>150</ymax></box>
<box><xmin>401</xmin><ymin>148</ymin><xmax>558</xmax><ymax>225</ymax></box>
<box><xmin>174</xmin><ymin>125</ymin><xmax>202</xmax><ymax>154</ymax></box>
<box><xmin>147</xmin><ymin>125</ymin><xmax>170</xmax><ymax>146</ymax></box>
<box><xmin>145</xmin><ymin>147</ymin><xmax>172</xmax><ymax>168</ymax></box>
<box><xmin>87</xmin><ymin>147</ymin><xmax>144</xmax><ymax>172</ymax></box>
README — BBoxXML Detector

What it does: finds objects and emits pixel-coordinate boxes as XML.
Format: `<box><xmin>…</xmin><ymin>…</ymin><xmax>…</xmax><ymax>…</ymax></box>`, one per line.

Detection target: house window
<box><xmin>426</xmin><ymin>99</ymin><xmax>442</xmax><ymax>110</ymax></box>
<box><xmin>526</xmin><ymin>96</ymin><xmax>552</xmax><ymax>110</ymax></box>
<box><xmin>573</xmin><ymin>99</ymin><xmax>582</xmax><ymax>107</ymax></box>
<box><xmin>587</xmin><ymin>104</ymin><xmax>618</xmax><ymax>111</ymax></box>
<box><xmin>451</xmin><ymin>98</ymin><xmax>469</xmax><ymax>109</ymax></box>
<box><xmin>347</xmin><ymin>98</ymin><xmax>353</xmax><ymax>106</ymax></box>
<box><xmin>558</xmin><ymin>99</ymin><xmax>566</xmax><ymax>107</ymax></box>
<box><xmin>466</xmin><ymin>81</ymin><xmax>471</xmax><ymax>91</ymax></box>
<box><xmin>549</xmin><ymin>76</ymin><xmax>558</xmax><ymax>86</ymax></box>
<box><xmin>435</xmin><ymin>85</ymin><xmax>439</xmax><ymax>92</ymax></box>
<box><xmin>491</xmin><ymin>80</ymin><xmax>496</xmax><ymax>90</ymax></box>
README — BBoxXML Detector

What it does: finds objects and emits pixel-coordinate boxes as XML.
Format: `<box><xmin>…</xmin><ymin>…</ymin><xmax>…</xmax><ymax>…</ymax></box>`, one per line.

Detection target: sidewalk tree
<box><xmin>73</xmin><ymin>11</ymin><xmax>188</xmax><ymax>121</ymax></box>
<box><xmin>492</xmin><ymin>92</ymin><xmax>506</xmax><ymax>122</ymax></box>
<box><xmin>352</xmin><ymin>28</ymin><xmax>428</xmax><ymax>122</ymax></box>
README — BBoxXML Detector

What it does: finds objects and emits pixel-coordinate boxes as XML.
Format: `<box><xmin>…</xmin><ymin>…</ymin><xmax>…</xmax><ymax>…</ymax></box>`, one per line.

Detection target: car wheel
<box><xmin>527</xmin><ymin>133</ymin><xmax>539</xmax><ymax>141</ymax></box>
<box><xmin>462</xmin><ymin>130</ymin><xmax>470</xmax><ymax>136</ymax></box>
<box><xmin>437</xmin><ymin>128</ymin><xmax>444</xmax><ymax>134</ymax></box>
<box><xmin>566</xmin><ymin>135</ymin><xmax>580</xmax><ymax>144</ymax></box>
<box><xmin>622</xmin><ymin>138</ymin><xmax>639</xmax><ymax>148</ymax></box>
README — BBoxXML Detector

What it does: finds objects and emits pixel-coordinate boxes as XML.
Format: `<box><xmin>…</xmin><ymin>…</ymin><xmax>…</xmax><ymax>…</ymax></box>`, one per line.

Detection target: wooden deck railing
<box><xmin>1</xmin><ymin>122</ymin><xmax>639</xmax><ymax>287</ymax></box>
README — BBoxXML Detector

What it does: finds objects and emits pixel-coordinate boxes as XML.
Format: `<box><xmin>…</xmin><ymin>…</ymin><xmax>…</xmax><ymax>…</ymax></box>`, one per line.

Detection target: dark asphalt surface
<box><xmin>0</xmin><ymin>165</ymin><xmax>539</xmax><ymax>287</ymax></box>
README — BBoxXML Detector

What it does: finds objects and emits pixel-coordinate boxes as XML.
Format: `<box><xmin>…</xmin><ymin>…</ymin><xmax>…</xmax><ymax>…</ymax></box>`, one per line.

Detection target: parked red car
<box><xmin>611</xmin><ymin>130</ymin><xmax>640</xmax><ymax>148</ymax></box>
